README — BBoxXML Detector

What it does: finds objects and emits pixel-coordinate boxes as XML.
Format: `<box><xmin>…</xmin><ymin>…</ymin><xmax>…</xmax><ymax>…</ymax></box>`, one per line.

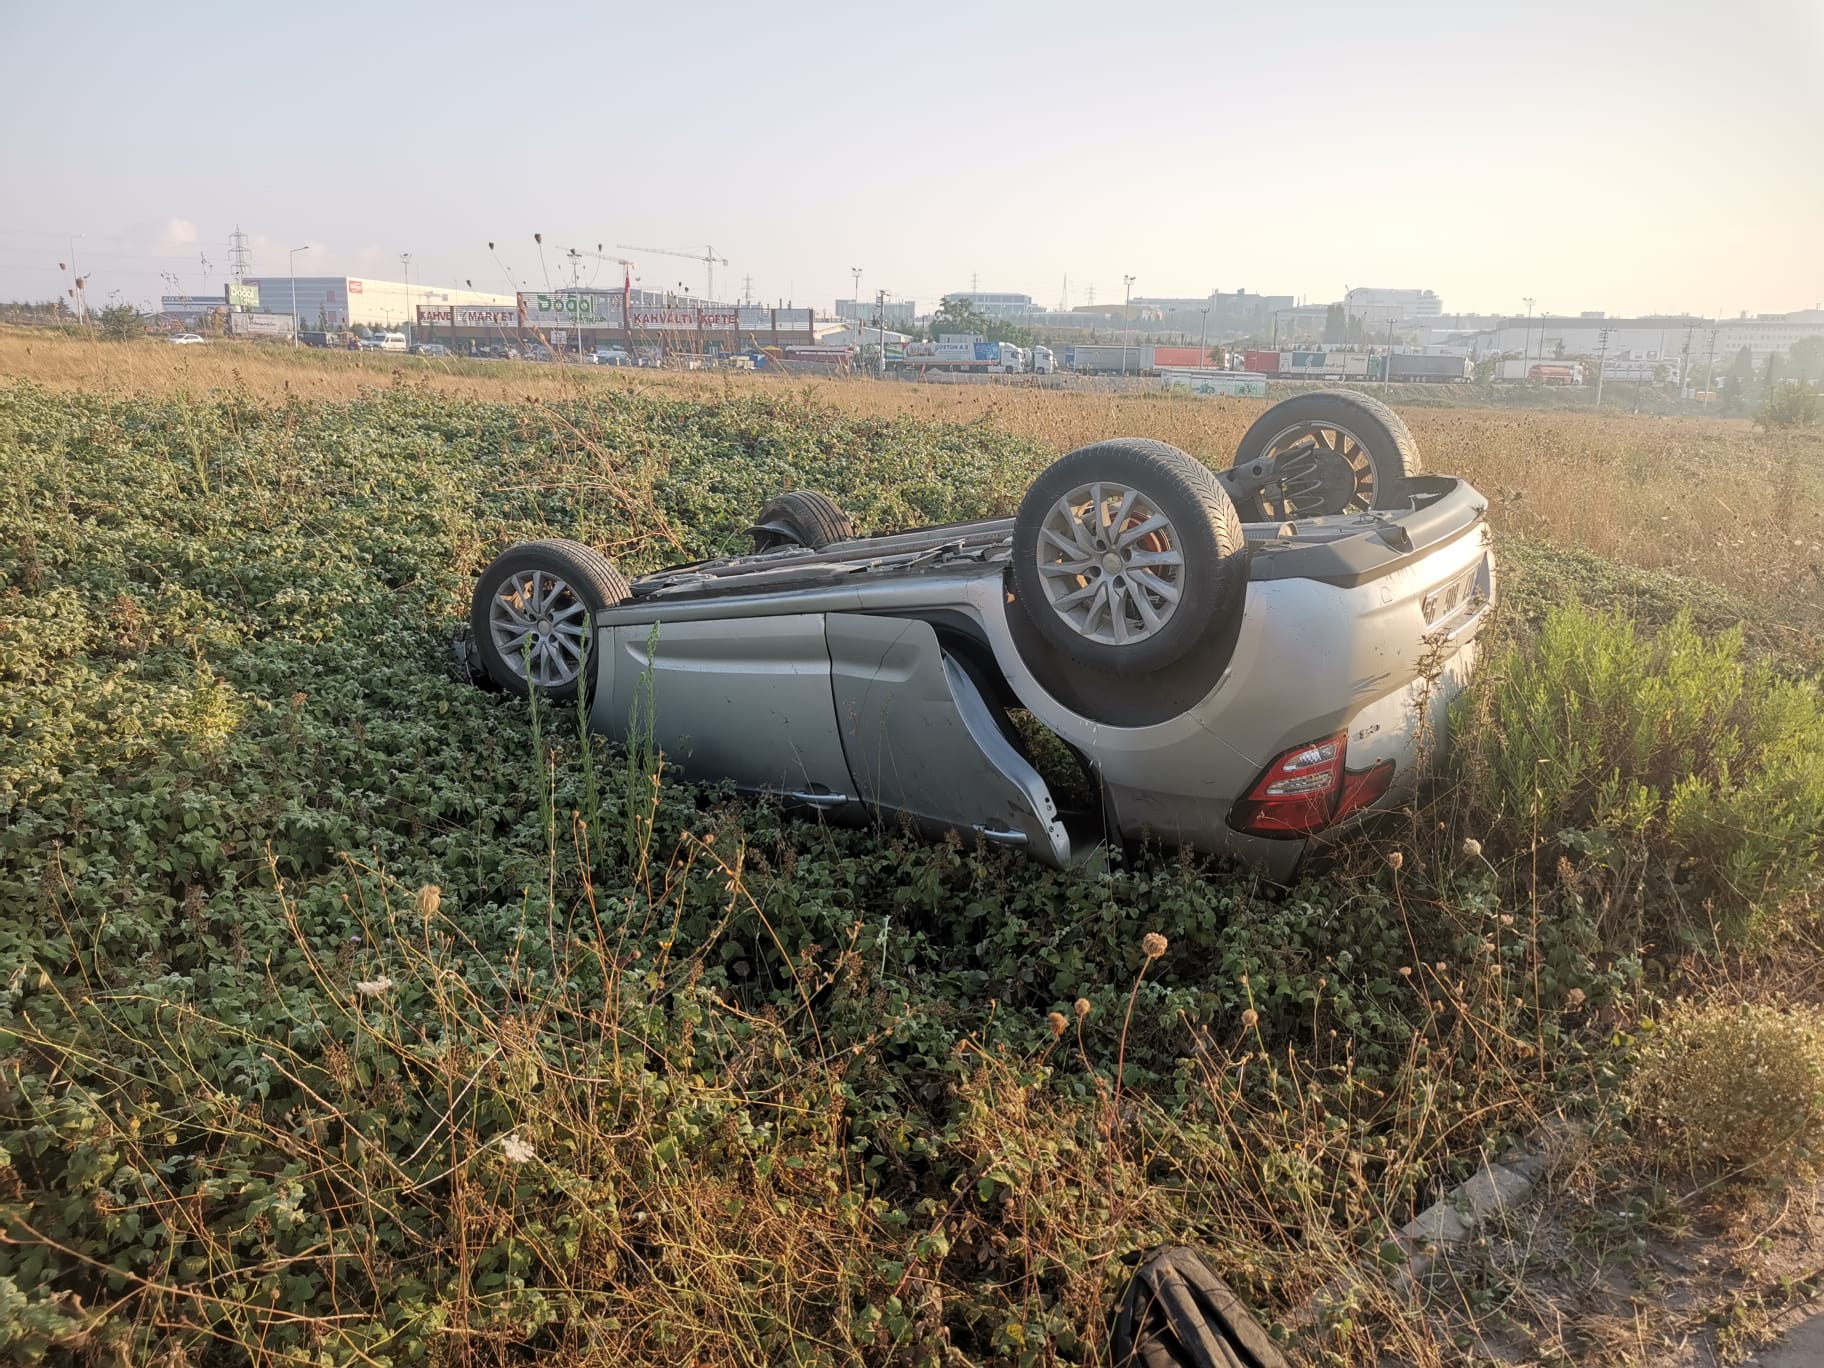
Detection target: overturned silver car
<box><xmin>464</xmin><ymin>391</ymin><xmax>1494</xmax><ymax>875</ymax></box>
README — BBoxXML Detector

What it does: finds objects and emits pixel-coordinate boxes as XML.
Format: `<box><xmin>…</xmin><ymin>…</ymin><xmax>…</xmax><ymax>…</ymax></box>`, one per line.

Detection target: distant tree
<box><xmin>1787</xmin><ymin>336</ymin><xmax>1824</xmax><ymax>382</ymax></box>
<box><xmin>1472</xmin><ymin>355</ymin><xmax>1498</xmax><ymax>382</ymax></box>
<box><xmin>929</xmin><ymin>296</ymin><xmax>1033</xmax><ymax>346</ymax></box>
<box><xmin>1323</xmin><ymin>303</ymin><xmax>1345</xmax><ymax>344</ymax></box>
<box><xmin>1730</xmin><ymin>344</ymin><xmax>1754</xmax><ymax>380</ymax></box>
<box><xmin>98</xmin><ymin>303</ymin><xmax>144</xmax><ymax>341</ymax></box>
<box><xmin>1764</xmin><ymin>352</ymin><xmax>1782</xmax><ymax>386</ymax></box>
<box><xmin>1722</xmin><ymin>374</ymin><xmax>1746</xmax><ymax>413</ymax></box>
<box><xmin>1756</xmin><ymin>380</ymin><xmax>1820</xmax><ymax>430</ymax></box>
<box><xmin>1345</xmin><ymin>313</ymin><xmax>1367</xmax><ymax>345</ymax></box>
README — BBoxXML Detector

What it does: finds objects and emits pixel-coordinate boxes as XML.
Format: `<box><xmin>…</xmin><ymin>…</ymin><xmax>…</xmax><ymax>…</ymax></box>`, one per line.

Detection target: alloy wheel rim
<box><xmin>1258</xmin><ymin>421</ymin><xmax>1379</xmax><ymax>517</ymax></box>
<box><xmin>1034</xmin><ymin>481</ymin><xmax>1185</xmax><ymax>646</ymax></box>
<box><xmin>489</xmin><ymin>569</ymin><xmax>589</xmax><ymax>688</ymax></box>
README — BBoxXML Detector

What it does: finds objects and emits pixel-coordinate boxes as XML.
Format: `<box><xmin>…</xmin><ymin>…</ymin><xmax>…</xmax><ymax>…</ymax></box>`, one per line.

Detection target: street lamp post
<box><xmin>1199</xmin><ymin>290</ymin><xmax>1214</xmax><ymax>367</ymax></box>
<box><xmin>850</xmin><ymin>267</ymin><xmax>862</xmax><ymax>325</ymax></box>
<box><xmin>1122</xmin><ymin>275</ymin><xmax>1135</xmax><ymax>376</ymax></box>
<box><xmin>400</xmin><ymin>253</ymin><xmax>413</xmax><ymax>348</ymax></box>
<box><xmin>1522</xmin><ymin>297</ymin><xmax>1535</xmax><ymax>373</ymax></box>
<box><xmin>288</xmin><ymin>245</ymin><xmax>310</xmax><ymax>347</ymax></box>
<box><xmin>876</xmin><ymin>288</ymin><xmax>887</xmax><ymax>379</ymax></box>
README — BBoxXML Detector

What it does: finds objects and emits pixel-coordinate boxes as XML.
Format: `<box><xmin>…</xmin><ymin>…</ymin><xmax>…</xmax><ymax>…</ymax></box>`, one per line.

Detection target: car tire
<box><xmin>470</xmin><ymin>539</ymin><xmax>630</xmax><ymax>703</ymax></box>
<box><xmin>1011</xmin><ymin>439</ymin><xmax>1246</xmax><ymax>676</ymax></box>
<box><xmin>1230</xmin><ymin>389</ymin><xmax>1421</xmax><ymax>520</ymax></box>
<box><xmin>749</xmin><ymin>490</ymin><xmax>856</xmax><ymax>552</ymax></box>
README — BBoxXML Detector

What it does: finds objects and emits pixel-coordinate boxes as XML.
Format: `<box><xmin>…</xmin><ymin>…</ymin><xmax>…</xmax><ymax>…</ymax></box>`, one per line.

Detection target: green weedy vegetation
<box><xmin>0</xmin><ymin>380</ymin><xmax>1818</xmax><ymax>1364</ymax></box>
<box><xmin>1459</xmin><ymin>604</ymin><xmax>1824</xmax><ymax>941</ymax></box>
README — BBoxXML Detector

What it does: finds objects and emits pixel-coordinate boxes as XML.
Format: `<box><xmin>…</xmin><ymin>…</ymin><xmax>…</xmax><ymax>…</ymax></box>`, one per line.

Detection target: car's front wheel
<box><xmin>748</xmin><ymin>490</ymin><xmax>856</xmax><ymax>552</ymax></box>
<box><xmin>469</xmin><ymin>539</ymin><xmax>630</xmax><ymax>702</ymax></box>
<box><xmin>1010</xmin><ymin>439</ymin><xmax>1247</xmax><ymax>676</ymax></box>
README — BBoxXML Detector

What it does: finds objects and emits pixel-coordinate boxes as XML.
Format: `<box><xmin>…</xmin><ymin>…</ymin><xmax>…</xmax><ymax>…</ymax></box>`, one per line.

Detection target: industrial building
<box><xmin>1343</xmin><ymin>288</ymin><xmax>1442</xmax><ymax>324</ymax></box>
<box><xmin>835</xmin><ymin>298</ymin><xmax>918</xmax><ymax>325</ymax></box>
<box><xmin>242</xmin><ymin>275</ymin><xmax>513</xmax><ymax>332</ymax></box>
<box><xmin>942</xmin><ymin>291</ymin><xmax>1038</xmax><ymax>319</ymax></box>
<box><xmin>1474</xmin><ymin>311</ymin><xmax>1824</xmax><ymax>367</ymax></box>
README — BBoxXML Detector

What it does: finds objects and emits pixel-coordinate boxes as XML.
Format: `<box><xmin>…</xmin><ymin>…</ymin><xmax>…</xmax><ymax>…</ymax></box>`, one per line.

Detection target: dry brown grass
<box><xmin>4</xmin><ymin>328</ymin><xmax>1820</xmax><ymax>615</ymax></box>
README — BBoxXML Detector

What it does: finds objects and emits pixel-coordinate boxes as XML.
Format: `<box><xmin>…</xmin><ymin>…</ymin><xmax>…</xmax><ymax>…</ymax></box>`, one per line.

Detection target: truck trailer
<box><xmin>1066</xmin><ymin>344</ymin><xmax>1156</xmax><ymax>374</ymax></box>
<box><xmin>1386</xmin><ymin>354</ymin><xmax>1471</xmax><ymax>383</ymax></box>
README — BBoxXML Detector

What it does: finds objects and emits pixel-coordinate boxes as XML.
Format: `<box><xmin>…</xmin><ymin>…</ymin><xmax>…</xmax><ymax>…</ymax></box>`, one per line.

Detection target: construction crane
<box><xmin>563</xmin><ymin>244</ymin><xmax>637</xmax><ymax>290</ymax></box>
<box><xmin>616</xmin><ymin>243</ymin><xmax>728</xmax><ymax>303</ymax></box>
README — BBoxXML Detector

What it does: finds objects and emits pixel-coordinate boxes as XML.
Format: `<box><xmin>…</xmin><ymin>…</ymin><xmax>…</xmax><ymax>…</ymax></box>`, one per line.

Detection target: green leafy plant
<box><xmin>1458</xmin><ymin>602</ymin><xmax>1824</xmax><ymax>938</ymax></box>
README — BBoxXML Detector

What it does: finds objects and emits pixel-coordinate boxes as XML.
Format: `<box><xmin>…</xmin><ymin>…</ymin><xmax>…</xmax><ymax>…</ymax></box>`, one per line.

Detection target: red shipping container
<box><xmin>1152</xmin><ymin>345</ymin><xmax>1213</xmax><ymax>368</ymax></box>
<box><xmin>1243</xmin><ymin>350</ymin><xmax>1281</xmax><ymax>374</ymax></box>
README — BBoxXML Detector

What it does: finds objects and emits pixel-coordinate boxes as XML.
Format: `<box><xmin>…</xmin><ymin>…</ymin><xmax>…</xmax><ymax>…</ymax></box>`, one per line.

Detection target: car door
<box><xmin>603</xmin><ymin>615</ymin><xmax>855</xmax><ymax>808</ymax></box>
<box><xmin>824</xmin><ymin>614</ymin><xmax>1071</xmax><ymax>865</ymax></box>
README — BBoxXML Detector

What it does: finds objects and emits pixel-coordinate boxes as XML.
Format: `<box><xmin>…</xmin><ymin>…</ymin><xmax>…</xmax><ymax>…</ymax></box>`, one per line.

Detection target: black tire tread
<box><xmin>1011</xmin><ymin>439</ymin><xmax>1246</xmax><ymax>676</ymax></box>
<box><xmin>752</xmin><ymin>490</ymin><xmax>855</xmax><ymax>550</ymax></box>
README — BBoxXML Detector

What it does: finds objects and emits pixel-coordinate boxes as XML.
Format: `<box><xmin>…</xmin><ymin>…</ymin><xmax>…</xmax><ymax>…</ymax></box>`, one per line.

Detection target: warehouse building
<box><xmin>242</xmin><ymin>275</ymin><xmax>513</xmax><ymax>331</ymax></box>
<box><xmin>1475</xmin><ymin>311</ymin><xmax>1824</xmax><ymax>366</ymax></box>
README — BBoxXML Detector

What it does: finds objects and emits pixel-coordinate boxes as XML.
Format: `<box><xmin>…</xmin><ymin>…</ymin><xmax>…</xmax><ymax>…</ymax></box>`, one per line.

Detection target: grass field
<box><xmin>5</xmin><ymin>330</ymin><xmax>1819</xmax><ymax>637</ymax></box>
<box><xmin>3</xmin><ymin>337</ymin><xmax>1823</xmax><ymax>1365</ymax></box>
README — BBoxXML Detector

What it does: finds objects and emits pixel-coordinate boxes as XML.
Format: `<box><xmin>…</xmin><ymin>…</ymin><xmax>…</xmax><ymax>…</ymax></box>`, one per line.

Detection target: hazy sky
<box><xmin>3</xmin><ymin>0</ymin><xmax>1821</xmax><ymax>319</ymax></box>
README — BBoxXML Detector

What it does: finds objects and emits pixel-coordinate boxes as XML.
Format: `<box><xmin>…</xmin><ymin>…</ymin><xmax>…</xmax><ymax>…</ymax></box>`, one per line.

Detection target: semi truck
<box><xmin>1498</xmin><ymin>359</ymin><xmax>1585</xmax><ymax>385</ymax></box>
<box><xmin>1238</xmin><ymin>351</ymin><xmax>1470</xmax><ymax>383</ymax></box>
<box><xmin>1065</xmin><ymin>344</ymin><xmax>1156</xmax><ymax>374</ymax></box>
<box><xmin>1386</xmin><ymin>354</ymin><xmax>1471</xmax><ymax>383</ymax></box>
<box><xmin>897</xmin><ymin>339</ymin><xmax>1025</xmax><ymax>372</ymax></box>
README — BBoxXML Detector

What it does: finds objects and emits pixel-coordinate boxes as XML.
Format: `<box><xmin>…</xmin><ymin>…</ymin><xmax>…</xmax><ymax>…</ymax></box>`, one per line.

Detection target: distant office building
<box><xmin>1343</xmin><ymin>288</ymin><xmax>1442</xmax><ymax>324</ymax></box>
<box><xmin>1130</xmin><ymin>290</ymin><xmax>1295</xmax><ymax>335</ymax></box>
<box><xmin>943</xmin><ymin>291</ymin><xmax>1037</xmax><ymax>319</ymax></box>
<box><xmin>243</xmin><ymin>275</ymin><xmax>513</xmax><ymax>330</ymax></box>
<box><xmin>836</xmin><ymin>297</ymin><xmax>918</xmax><ymax>325</ymax></box>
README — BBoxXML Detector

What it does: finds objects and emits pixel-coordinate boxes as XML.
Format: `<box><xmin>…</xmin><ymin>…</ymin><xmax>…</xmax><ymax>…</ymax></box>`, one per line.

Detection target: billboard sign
<box><xmin>416</xmin><ymin>306</ymin><xmax>454</xmax><ymax>326</ymax></box>
<box><xmin>229</xmin><ymin>312</ymin><xmax>295</xmax><ymax>337</ymax></box>
<box><xmin>737</xmin><ymin>306</ymin><xmax>773</xmax><ymax>331</ymax></box>
<box><xmin>348</xmin><ymin>279</ymin><xmax>364</xmax><ymax>294</ymax></box>
<box><xmin>453</xmin><ymin>305</ymin><xmax>519</xmax><ymax>328</ymax></box>
<box><xmin>226</xmin><ymin>282</ymin><xmax>259</xmax><ymax>310</ymax></box>
<box><xmin>774</xmin><ymin>308</ymin><xmax>813</xmax><ymax>332</ymax></box>
<box><xmin>161</xmin><ymin>295</ymin><xmax>223</xmax><ymax>316</ymax></box>
<box><xmin>630</xmin><ymin>307</ymin><xmax>697</xmax><ymax>331</ymax></box>
<box><xmin>519</xmin><ymin>290</ymin><xmax>624</xmax><ymax>327</ymax></box>
<box><xmin>698</xmin><ymin>309</ymin><xmax>738</xmax><ymax>330</ymax></box>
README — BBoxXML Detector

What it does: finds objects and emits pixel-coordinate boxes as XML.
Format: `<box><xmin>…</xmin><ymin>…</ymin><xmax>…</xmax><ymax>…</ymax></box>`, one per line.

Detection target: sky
<box><xmin>2</xmin><ymin>0</ymin><xmax>1821</xmax><ymax>321</ymax></box>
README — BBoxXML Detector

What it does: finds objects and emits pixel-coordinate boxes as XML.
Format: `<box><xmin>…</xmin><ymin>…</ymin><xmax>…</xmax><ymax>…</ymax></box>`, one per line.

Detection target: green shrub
<box><xmin>1459</xmin><ymin>602</ymin><xmax>1824</xmax><ymax>937</ymax></box>
<box><xmin>1756</xmin><ymin>380</ymin><xmax>1820</xmax><ymax>430</ymax></box>
<box><xmin>1629</xmin><ymin>1000</ymin><xmax>1824</xmax><ymax>1178</ymax></box>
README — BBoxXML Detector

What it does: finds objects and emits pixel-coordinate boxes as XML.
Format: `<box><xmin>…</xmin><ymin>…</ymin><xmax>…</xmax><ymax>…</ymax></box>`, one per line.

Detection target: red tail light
<box><xmin>1228</xmin><ymin>731</ymin><xmax>1396</xmax><ymax>839</ymax></box>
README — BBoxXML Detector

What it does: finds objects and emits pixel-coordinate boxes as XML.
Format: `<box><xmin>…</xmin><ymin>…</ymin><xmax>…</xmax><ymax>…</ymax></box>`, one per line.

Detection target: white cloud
<box><xmin>162</xmin><ymin>218</ymin><xmax>198</xmax><ymax>245</ymax></box>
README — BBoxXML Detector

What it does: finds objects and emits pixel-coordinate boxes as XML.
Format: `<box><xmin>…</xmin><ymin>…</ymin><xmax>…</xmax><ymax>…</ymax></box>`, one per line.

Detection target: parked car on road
<box><xmin>412</xmin><ymin>342</ymin><xmax>450</xmax><ymax>358</ymax></box>
<box><xmin>168</xmin><ymin>333</ymin><xmax>205</xmax><ymax>345</ymax></box>
<box><xmin>459</xmin><ymin>393</ymin><xmax>1494</xmax><ymax>876</ymax></box>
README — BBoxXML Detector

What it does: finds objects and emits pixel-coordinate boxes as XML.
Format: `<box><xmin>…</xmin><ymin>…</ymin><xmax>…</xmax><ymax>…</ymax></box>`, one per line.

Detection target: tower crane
<box><xmin>563</xmin><ymin>244</ymin><xmax>637</xmax><ymax>290</ymax></box>
<box><xmin>615</xmin><ymin>243</ymin><xmax>728</xmax><ymax>303</ymax></box>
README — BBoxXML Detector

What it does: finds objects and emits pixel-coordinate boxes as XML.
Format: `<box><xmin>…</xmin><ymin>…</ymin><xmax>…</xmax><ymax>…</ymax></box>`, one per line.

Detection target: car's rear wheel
<box><xmin>748</xmin><ymin>490</ymin><xmax>856</xmax><ymax>552</ymax></box>
<box><xmin>470</xmin><ymin>539</ymin><xmax>630</xmax><ymax>702</ymax></box>
<box><xmin>1011</xmin><ymin>439</ymin><xmax>1247</xmax><ymax>676</ymax></box>
<box><xmin>1229</xmin><ymin>390</ymin><xmax>1420</xmax><ymax>520</ymax></box>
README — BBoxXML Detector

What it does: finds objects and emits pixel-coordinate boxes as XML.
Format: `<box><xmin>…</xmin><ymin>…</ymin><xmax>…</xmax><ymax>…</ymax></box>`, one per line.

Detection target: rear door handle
<box><xmin>784</xmin><ymin>789</ymin><xmax>852</xmax><ymax>810</ymax></box>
